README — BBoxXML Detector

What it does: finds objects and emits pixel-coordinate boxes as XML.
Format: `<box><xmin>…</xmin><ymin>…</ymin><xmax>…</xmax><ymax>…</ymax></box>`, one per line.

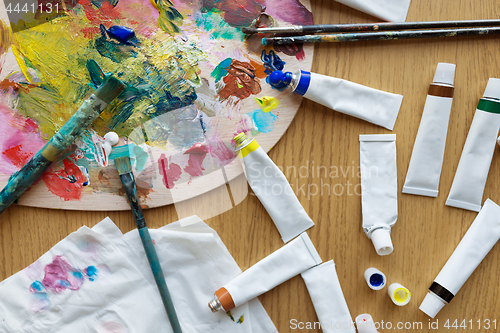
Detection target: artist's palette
<box><xmin>0</xmin><ymin>0</ymin><xmax>313</xmax><ymax>210</ymax></box>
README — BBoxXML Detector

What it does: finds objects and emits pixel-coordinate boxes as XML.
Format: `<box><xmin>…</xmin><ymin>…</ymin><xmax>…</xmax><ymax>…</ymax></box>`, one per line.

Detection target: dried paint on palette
<box><xmin>0</xmin><ymin>0</ymin><xmax>312</xmax><ymax>200</ymax></box>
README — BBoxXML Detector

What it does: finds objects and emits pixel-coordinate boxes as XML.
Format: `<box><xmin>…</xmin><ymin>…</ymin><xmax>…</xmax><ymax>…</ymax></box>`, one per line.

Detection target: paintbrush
<box><xmin>242</xmin><ymin>19</ymin><xmax>500</xmax><ymax>34</ymax></box>
<box><xmin>0</xmin><ymin>76</ymin><xmax>126</xmax><ymax>215</ymax></box>
<box><xmin>262</xmin><ymin>26</ymin><xmax>500</xmax><ymax>45</ymax></box>
<box><xmin>111</xmin><ymin>144</ymin><xmax>183</xmax><ymax>333</ymax></box>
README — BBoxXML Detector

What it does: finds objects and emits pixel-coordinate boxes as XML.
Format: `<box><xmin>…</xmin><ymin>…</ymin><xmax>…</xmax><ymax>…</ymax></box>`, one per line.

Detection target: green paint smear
<box><xmin>196</xmin><ymin>9</ymin><xmax>245</xmax><ymax>42</ymax></box>
<box><xmin>237</xmin><ymin>315</ymin><xmax>244</xmax><ymax>324</ymax></box>
<box><xmin>211</xmin><ymin>58</ymin><xmax>232</xmax><ymax>81</ymax></box>
<box><xmin>226</xmin><ymin>311</ymin><xmax>235</xmax><ymax>322</ymax></box>
<box><xmin>108</xmin><ymin>144</ymin><xmax>148</xmax><ymax>172</ymax></box>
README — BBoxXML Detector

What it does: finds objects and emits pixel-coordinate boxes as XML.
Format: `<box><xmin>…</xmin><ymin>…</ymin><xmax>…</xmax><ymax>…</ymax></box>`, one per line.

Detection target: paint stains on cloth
<box><xmin>28</xmin><ymin>256</ymin><xmax>101</xmax><ymax>312</ymax></box>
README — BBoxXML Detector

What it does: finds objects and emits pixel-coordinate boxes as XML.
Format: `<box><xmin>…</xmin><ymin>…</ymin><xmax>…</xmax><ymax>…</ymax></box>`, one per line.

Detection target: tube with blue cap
<box><xmin>269</xmin><ymin>70</ymin><xmax>403</xmax><ymax>130</ymax></box>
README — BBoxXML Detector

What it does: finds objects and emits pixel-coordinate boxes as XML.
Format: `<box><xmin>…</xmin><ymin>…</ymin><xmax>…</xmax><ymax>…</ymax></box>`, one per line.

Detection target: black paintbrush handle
<box><xmin>243</xmin><ymin>19</ymin><xmax>500</xmax><ymax>34</ymax></box>
<box><xmin>263</xmin><ymin>26</ymin><xmax>500</xmax><ymax>45</ymax></box>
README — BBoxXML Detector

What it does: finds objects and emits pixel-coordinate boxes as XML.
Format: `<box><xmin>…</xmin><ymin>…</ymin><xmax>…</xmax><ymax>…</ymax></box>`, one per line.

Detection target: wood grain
<box><xmin>2</xmin><ymin>0</ymin><xmax>500</xmax><ymax>332</ymax></box>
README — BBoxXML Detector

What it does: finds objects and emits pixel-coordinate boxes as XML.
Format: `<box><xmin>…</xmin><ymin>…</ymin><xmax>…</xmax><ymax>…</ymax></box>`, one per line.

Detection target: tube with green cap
<box><xmin>446</xmin><ymin>78</ymin><xmax>500</xmax><ymax>212</ymax></box>
<box><xmin>0</xmin><ymin>76</ymin><xmax>126</xmax><ymax>214</ymax></box>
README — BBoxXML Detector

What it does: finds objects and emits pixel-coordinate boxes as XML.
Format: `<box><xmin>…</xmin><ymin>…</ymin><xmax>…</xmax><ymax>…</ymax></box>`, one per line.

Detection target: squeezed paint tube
<box><xmin>208</xmin><ymin>232</ymin><xmax>322</xmax><ymax>313</ymax></box>
<box><xmin>446</xmin><ymin>78</ymin><xmax>500</xmax><ymax>212</ymax></box>
<box><xmin>420</xmin><ymin>199</ymin><xmax>500</xmax><ymax>318</ymax></box>
<box><xmin>355</xmin><ymin>314</ymin><xmax>378</xmax><ymax>333</ymax></box>
<box><xmin>301</xmin><ymin>260</ymin><xmax>356</xmax><ymax>333</ymax></box>
<box><xmin>269</xmin><ymin>70</ymin><xmax>403</xmax><ymax>130</ymax></box>
<box><xmin>334</xmin><ymin>0</ymin><xmax>412</xmax><ymax>22</ymax></box>
<box><xmin>234</xmin><ymin>133</ymin><xmax>315</xmax><ymax>243</ymax></box>
<box><xmin>359</xmin><ymin>135</ymin><xmax>398</xmax><ymax>256</ymax></box>
<box><xmin>403</xmin><ymin>63</ymin><xmax>455</xmax><ymax>197</ymax></box>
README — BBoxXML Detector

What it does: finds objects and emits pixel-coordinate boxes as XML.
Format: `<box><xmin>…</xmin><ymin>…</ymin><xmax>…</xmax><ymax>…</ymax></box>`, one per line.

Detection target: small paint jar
<box><xmin>355</xmin><ymin>314</ymin><xmax>378</xmax><ymax>333</ymax></box>
<box><xmin>388</xmin><ymin>283</ymin><xmax>411</xmax><ymax>306</ymax></box>
<box><xmin>364</xmin><ymin>267</ymin><xmax>386</xmax><ymax>290</ymax></box>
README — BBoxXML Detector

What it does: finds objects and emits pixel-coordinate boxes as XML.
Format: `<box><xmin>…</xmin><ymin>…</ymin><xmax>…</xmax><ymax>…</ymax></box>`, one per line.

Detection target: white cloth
<box><xmin>0</xmin><ymin>216</ymin><xmax>278</xmax><ymax>333</ymax></box>
<box><xmin>335</xmin><ymin>0</ymin><xmax>412</xmax><ymax>22</ymax></box>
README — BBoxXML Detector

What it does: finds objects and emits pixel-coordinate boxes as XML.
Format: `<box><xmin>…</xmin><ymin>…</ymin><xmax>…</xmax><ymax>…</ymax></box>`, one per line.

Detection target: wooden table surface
<box><xmin>2</xmin><ymin>0</ymin><xmax>500</xmax><ymax>332</ymax></box>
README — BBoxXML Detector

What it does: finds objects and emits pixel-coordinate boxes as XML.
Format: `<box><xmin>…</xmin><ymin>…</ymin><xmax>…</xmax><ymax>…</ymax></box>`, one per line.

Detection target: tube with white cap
<box><xmin>355</xmin><ymin>314</ymin><xmax>378</xmax><ymax>333</ymax></box>
<box><xmin>420</xmin><ymin>199</ymin><xmax>500</xmax><ymax>318</ymax></box>
<box><xmin>403</xmin><ymin>63</ymin><xmax>455</xmax><ymax>197</ymax></box>
<box><xmin>208</xmin><ymin>232</ymin><xmax>322</xmax><ymax>313</ymax></box>
<box><xmin>364</xmin><ymin>267</ymin><xmax>386</xmax><ymax>290</ymax></box>
<box><xmin>301</xmin><ymin>260</ymin><xmax>356</xmax><ymax>333</ymax></box>
<box><xmin>234</xmin><ymin>132</ymin><xmax>314</xmax><ymax>243</ymax></box>
<box><xmin>269</xmin><ymin>70</ymin><xmax>403</xmax><ymax>130</ymax></box>
<box><xmin>359</xmin><ymin>134</ymin><xmax>398</xmax><ymax>256</ymax></box>
<box><xmin>446</xmin><ymin>78</ymin><xmax>500</xmax><ymax>211</ymax></box>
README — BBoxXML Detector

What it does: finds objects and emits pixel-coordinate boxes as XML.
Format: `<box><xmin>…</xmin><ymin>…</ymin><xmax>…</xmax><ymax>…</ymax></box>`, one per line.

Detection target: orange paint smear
<box><xmin>43</xmin><ymin>159</ymin><xmax>85</xmax><ymax>201</ymax></box>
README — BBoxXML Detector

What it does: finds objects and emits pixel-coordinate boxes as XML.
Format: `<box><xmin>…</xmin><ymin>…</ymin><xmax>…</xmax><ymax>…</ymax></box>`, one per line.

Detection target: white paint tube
<box><xmin>208</xmin><ymin>232</ymin><xmax>322</xmax><ymax>313</ymax></box>
<box><xmin>403</xmin><ymin>63</ymin><xmax>456</xmax><ymax>197</ymax></box>
<box><xmin>269</xmin><ymin>70</ymin><xmax>403</xmax><ymax>130</ymax></box>
<box><xmin>334</xmin><ymin>0</ymin><xmax>412</xmax><ymax>22</ymax></box>
<box><xmin>301</xmin><ymin>260</ymin><xmax>356</xmax><ymax>333</ymax></box>
<box><xmin>446</xmin><ymin>78</ymin><xmax>500</xmax><ymax>212</ymax></box>
<box><xmin>359</xmin><ymin>134</ymin><xmax>397</xmax><ymax>256</ymax></box>
<box><xmin>234</xmin><ymin>133</ymin><xmax>315</xmax><ymax>243</ymax></box>
<box><xmin>419</xmin><ymin>199</ymin><xmax>500</xmax><ymax>318</ymax></box>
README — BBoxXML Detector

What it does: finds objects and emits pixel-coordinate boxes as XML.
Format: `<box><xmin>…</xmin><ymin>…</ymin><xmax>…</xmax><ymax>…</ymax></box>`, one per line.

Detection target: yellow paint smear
<box><xmin>255</xmin><ymin>96</ymin><xmax>279</xmax><ymax>113</ymax></box>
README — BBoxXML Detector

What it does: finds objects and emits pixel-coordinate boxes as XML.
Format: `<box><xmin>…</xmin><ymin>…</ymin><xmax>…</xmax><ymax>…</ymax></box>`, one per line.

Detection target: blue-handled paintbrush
<box><xmin>0</xmin><ymin>76</ymin><xmax>126</xmax><ymax>215</ymax></box>
<box><xmin>111</xmin><ymin>144</ymin><xmax>183</xmax><ymax>333</ymax></box>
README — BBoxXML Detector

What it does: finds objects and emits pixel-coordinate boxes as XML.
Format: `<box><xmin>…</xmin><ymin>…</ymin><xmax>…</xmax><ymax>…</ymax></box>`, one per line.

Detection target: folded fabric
<box><xmin>335</xmin><ymin>0</ymin><xmax>412</xmax><ymax>22</ymax></box>
<box><xmin>0</xmin><ymin>216</ymin><xmax>278</xmax><ymax>333</ymax></box>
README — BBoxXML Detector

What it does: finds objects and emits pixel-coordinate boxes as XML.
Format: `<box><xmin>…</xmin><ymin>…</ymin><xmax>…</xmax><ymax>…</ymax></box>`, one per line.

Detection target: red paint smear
<box><xmin>158</xmin><ymin>154</ymin><xmax>181</xmax><ymax>189</ymax></box>
<box><xmin>79</xmin><ymin>0</ymin><xmax>123</xmax><ymax>36</ymax></box>
<box><xmin>183</xmin><ymin>143</ymin><xmax>208</xmax><ymax>177</ymax></box>
<box><xmin>41</xmin><ymin>256</ymin><xmax>84</xmax><ymax>293</ymax></box>
<box><xmin>42</xmin><ymin>159</ymin><xmax>85</xmax><ymax>201</ymax></box>
<box><xmin>184</xmin><ymin>142</ymin><xmax>208</xmax><ymax>154</ymax></box>
<box><xmin>2</xmin><ymin>144</ymin><xmax>34</xmax><ymax>168</ymax></box>
<box><xmin>295</xmin><ymin>49</ymin><xmax>305</xmax><ymax>61</ymax></box>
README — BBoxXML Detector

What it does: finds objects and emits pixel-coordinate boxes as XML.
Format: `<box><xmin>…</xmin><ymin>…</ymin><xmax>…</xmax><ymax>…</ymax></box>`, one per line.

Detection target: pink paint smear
<box><xmin>184</xmin><ymin>143</ymin><xmax>208</xmax><ymax>177</ymax></box>
<box><xmin>158</xmin><ymin>154</ymin><xmax>182</xmax><ymax>189</ymax></box>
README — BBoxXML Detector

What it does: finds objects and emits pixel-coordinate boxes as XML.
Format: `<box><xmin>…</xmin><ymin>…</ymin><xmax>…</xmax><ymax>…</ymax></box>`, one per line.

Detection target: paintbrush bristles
<box><xmin>114</xmin><ymin>156</ymin><xmax>132</xmax><ymax>175</ymax></box>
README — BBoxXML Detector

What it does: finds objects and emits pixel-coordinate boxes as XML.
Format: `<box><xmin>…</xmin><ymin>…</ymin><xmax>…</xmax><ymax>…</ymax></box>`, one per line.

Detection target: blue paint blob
<box><xmin>106</xmin><ymin>25</ymin><xmax>136</xmax><ymax>44</ymax></box>
<box><xmin>86</xmin><ymin>266</ymin><xmax>99</xmax><ymax>282</ymax></box>
<box><xmin>369</xmin><ymin>273</ymin><xmax>385</xmax><ymax>287</ymax></box>
<box><xmin>248</xmin><ymin>109</ymin><xmax>278</xmax><ymax>134</ymax></box>
<box><xmin>261</xmin><ymin>50</ymin><xmax>285</xmax><ymax>75</ymax></box>
<box><xmin>268</xmin><ymin>70</ymin><xmax>292</xmax><ymax>90</ymax></box>
<box><xmin>30</xmin><ymin>281</ymin><xmax>46</xmax><ymax>293</ymax></box>
<box><xmin>72</xmin><ymin>271</ymin><xmax>83</xmax><ymax>279</ymax></box>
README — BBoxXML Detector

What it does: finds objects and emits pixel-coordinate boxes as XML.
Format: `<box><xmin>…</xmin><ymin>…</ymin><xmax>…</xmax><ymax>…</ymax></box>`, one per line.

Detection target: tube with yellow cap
<box><xmin>234</xmin><ymin>132</ymin><xmax>315</xmax><ymax>243</ymax></box>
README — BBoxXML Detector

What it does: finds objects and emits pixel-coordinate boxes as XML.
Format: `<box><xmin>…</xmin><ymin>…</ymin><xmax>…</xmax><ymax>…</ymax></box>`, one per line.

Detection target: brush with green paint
<box><xmin>0</xmin><ymin>75</ymin><xmax>126</xmax><ymax>215</ymax></box>
<box><xmin>110</xmin><ymin>143</ymin><xmax>183</xmax><ymax>333</ymax></box>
